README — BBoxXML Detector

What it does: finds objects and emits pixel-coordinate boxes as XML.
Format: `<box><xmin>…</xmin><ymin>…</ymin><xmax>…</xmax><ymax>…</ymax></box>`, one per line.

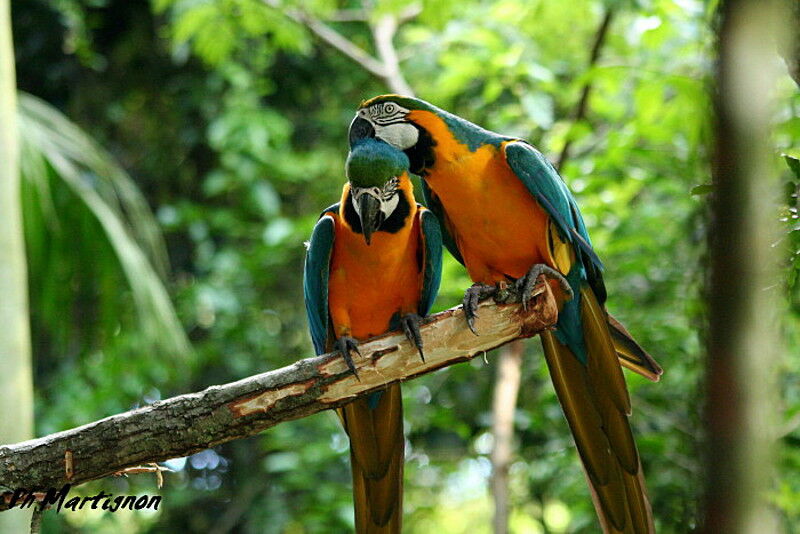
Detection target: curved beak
<box><xmin>356</xmin><ymin>194</ymin><xmax>383</xmax><ymax>245</ymax></box>
<box><xmin>349</xmin><ymin>116</ymin><xmax>375</xmax><ymax>147</ymax></box>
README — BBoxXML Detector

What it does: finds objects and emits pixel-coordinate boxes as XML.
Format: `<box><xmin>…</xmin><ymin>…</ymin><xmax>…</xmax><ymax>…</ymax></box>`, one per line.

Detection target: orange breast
<box><xmin>425</xmin><ymin>142</ymin><xmax>551</xmax><ymax>284</ymax></box>
<box><xmin>328</xmin><ymin>211</ymin><xmax>423</xmax><ymax>340</ymax></box>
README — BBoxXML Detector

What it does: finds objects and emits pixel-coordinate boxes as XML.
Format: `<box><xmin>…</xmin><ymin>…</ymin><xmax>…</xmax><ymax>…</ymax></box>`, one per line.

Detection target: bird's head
<box><xmin>345</xmin><ymin>137</ymin><xmax>410</xmax><ymax>245</ymax></box>
<box><xmin>349</xmin><ymin>95</ymin><xmax>437</xmax><ymax>176</ymax></box>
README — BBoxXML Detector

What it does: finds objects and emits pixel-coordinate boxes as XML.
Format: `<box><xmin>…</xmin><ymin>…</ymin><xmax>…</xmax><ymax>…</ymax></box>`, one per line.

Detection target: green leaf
<box><xmin>786</xmin><ymin>154</ymin><xmax>800</xmax><ymax>180</ymax></box>
<box><xmin>691</xmin><ymin>184</ymin><xmax>714</xmax><ymax>196</ymax></box>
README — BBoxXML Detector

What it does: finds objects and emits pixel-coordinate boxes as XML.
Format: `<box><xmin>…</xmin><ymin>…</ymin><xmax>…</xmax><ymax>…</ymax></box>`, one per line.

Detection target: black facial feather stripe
<box><xmin>405</xmin><ymin>123</ymin><xmax>436</xmax><ymax>176</ymax></box>
<box><xmin>343</xmin><ymin>188</ymin><xmax>411</xmax><ymax>235</ymax></box>
<box><xmin>373</xmin><ymin>117</ymin><xmax>406</xmax><ymax>126</ymax></box>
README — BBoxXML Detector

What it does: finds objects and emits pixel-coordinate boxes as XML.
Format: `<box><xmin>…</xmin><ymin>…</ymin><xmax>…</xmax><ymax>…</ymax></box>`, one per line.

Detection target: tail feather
<box><xmin>608</xmin><ymin>313</ymin><xmax>663</xmax><ymax>382</ymax></box>
<box><xmin>586</xmin><ymin>465</ymin><xmax>653</xmax><ymax>534</ymax></box>
<box><xmin>582</xmin><ymin>291</ymin><xmax>632</xmax><ymax>415</ymax></box>
<box><xmin>541</xmin><ymin>287</ymin><xmax>655</xmax><ymax>533</ymax></box>
<box><xmin>624</xmin><ymin>465</ymin><xmax>655</xmax><ymax>533</ymax></box>
<box><xmin>596</xmin><ymin>385</ymin><xmax>638</xmax><ymax>474</ymax></box>
<box><xmin>541</xmin><ymin>331</ymin><xmax>613</xmax><ymax>487</ymax></box>
<box><xmin>339</xmin><ymin>383</ymin><xmax>404</xmax><ymax>533</ymax></box>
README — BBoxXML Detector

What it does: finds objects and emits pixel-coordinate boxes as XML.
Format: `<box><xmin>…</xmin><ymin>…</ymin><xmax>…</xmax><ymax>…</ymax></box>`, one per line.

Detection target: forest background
<box><xmin>5</xmin><ymin>0</ymin><xmax>800</xmax><ymax>532</ymax></box>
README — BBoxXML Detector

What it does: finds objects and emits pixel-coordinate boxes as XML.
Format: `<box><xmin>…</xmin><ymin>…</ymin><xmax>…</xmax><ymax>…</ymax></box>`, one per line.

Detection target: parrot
<box><xmin>304</xmin><ymin>137</ymin><xmax>443</xmax><ymax>533</ymax></box>
<box><xmin>347</xmin><ymin>95</ymin><xmax>661</xmax><ymax>533</ymax></box>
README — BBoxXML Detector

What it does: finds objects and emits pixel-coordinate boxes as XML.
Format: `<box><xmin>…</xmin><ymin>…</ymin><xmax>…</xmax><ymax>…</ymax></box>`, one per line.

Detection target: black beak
<box><xmin>356</xmin><ymin>194</ymin><xmax>383</xmax><ymax>245</ymax></box>
<box><xmin>349</xmin><ymin>116</ymin><xmax>375</xmax><ymax>147</ymax></box>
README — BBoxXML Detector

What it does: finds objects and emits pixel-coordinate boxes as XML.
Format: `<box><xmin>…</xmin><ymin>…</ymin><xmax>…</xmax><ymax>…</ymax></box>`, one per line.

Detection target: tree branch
<box><xmin>0</xmin><ymin>0</ymin><xmax>34</xmax><ymax>529</ymax></box>
<box><xmin>371</xmin><ymin>13</ymin><xmax>415</xmax><ymax>96</ymax></box>
<box><xmin>263</xmin><ymin>0</ymin><xmax>388</xmax><ymax>79</ymax></box>
<box><xmin>782</xmin><ymin>1</ymin><xmax>799</xmax><ymax>87</ymax></box>
<box><xmin>0</xmin><ymin>284</ymin><xmax>557</xmax><ymax>510</ymax></box>
<box><xmin>555</xmin><ymin>8</ymin><xmax>615</xmax><ymax>172</ymax></box>
<box><xmin>263</xmin><ymin>1</ymin><xmax>416</xmax><ymax>95</ymax></box>
<box><xmin>327</xmin><ymin>9</ymin><xmax>369</xmax><ymax>22</ymax></box>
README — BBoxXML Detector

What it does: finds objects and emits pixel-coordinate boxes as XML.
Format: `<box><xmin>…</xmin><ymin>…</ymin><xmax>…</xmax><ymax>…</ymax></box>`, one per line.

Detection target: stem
<box><xmin>0</xmin><ymin>0</ymin><xmax>34</xmax><ymax>530</ymax></box>
<box><xmin>555</xmin><ymin>8</ymin><xmax>615</xmax><ymax>172</ymax></box>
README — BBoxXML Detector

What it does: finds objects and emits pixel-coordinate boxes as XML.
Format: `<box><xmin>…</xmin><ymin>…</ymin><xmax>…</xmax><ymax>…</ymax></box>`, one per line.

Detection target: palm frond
<box><xmin>17</xmin><ymin>92</ymin><xmax>191</xmax><ymax>357</ymax></box>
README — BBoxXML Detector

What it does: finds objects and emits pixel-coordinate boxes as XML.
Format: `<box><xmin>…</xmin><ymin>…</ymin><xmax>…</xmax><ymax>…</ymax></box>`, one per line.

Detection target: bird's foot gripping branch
<box><xmin>0</xmin><ymin>282</ymin><xmax>557</xmax><ymax>511</ymax></box>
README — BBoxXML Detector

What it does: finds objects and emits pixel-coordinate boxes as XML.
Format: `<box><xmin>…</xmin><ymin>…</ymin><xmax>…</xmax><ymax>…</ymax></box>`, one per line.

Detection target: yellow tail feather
<box><xmin>339</xmin><ymin>383</ymin><xmax>404</xmax><ymax>533</ymax></box>
<box><xmin>541</xmin><ymin>288</ymin><xmax>655</xmax><ymax>533</ymax></box>
<box><xmin>609</xmin><ymin>313</ymin><xmax>663</xmax><ymax>382</ymax></box>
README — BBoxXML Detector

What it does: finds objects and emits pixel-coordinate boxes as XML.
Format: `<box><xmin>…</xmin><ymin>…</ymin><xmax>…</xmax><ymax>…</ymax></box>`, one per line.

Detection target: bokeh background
<box><xmin>6</xmin><ymin>0</ymin><xmax>800</xmax><ymax>532</ymax></box>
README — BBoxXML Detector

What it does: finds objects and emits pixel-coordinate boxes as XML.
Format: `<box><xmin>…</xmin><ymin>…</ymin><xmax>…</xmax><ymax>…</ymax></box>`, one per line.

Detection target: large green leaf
<box><xmin>17</xmin><ymin>93</ymin><xmax>190</xmax><ymax>357</ymax></box>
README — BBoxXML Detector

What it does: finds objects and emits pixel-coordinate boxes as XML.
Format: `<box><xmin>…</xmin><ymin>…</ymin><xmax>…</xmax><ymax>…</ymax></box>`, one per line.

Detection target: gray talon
<box><xmin>401</xmin><ymin>313</ymin><xmax>426</xmax><ymax>362</ymax></box>
<box><xmin>335</xmin><ymin>336</ymin><xmax>361</xmax><ymax>379</ymax></box>
<box><xmin>462</xmin><ymin>283</ymin><xmax>497</xmax><ymax>335</ymax></box>
<box><xmin>515</xmin><ymin>264</ymin><xmax>573</xmax><ymax>310</ymax></box>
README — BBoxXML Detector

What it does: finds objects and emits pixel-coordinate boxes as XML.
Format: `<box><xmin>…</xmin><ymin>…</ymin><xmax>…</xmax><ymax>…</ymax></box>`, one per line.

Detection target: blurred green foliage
<box><xmin>9</xmin><ymin>0</ymin><xmax>800</xmax><ymax>532</ymax></box>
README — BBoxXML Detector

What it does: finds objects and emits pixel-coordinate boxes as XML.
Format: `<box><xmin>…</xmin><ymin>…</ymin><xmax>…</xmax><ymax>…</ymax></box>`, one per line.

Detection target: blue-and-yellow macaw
<box><xmin>348</xmin><ymin>95</ymin><xmax>661</xmax><ymax>533</ymax></box>
<box><xmin>304</xmin><ymin>138</ymin><xmax>443</xmax><ymax>533</ymax></box>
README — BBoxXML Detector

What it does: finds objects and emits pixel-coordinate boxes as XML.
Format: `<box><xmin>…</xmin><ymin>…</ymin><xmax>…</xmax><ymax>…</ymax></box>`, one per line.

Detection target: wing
<box><xmin>505</xmin><ymin>141</ymin><xmax>662</xmax><ymax>381</ymax></box>
<box><xmin>420</xmin><ymin>180</ymin><xmax>465</xmax><ymax>265</ymax></box>
<box><xmin>303</xmin><ymin>208</ymin><xmax>337</xmax><ymax>356</ymax></box>
<box><xmin>504</xmin><ymin>141</ymin><xmax>606</xmax><ymax>303</ymax></box>
<box><xmin>417</xmin><ymin>207</ymin><xmax>443</xmax><ymax>316</ymax></box>
<box><xmin>506</xmin><ymin>141</ymin><xmax>655</xmax><ymax>531</ymax></box>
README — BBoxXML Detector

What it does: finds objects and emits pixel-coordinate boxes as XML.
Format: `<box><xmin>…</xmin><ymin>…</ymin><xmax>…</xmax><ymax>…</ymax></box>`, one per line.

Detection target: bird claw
<box><xmin>462</xmin><ymin>283</ymin><xmax>498</xmax><ymax>335</ymax></box>
<box><xmin>335</xmin><ymin>336</ymin><xmax>361</xmax><ymax>379</ymax></box>
<box><xmin>400</xmin><ymin>313</ymin><xmax>426</xmax><ymax>362</ymax></box>
<box><xmin>462</xmin><ymin>267</ymin><xmax>571</xmax><ymax>333</ymax></box>
<box><xmin>515</xmin><ymin>264</ymin><xmax>573</xmax><ymax>310</ymax></box>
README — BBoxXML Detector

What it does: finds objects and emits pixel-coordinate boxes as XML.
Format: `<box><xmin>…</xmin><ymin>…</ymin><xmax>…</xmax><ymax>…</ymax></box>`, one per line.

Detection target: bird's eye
<box><xmin>384</xmin><ymin>103</ymin><xmax>395</xmax><ymax>114</ymax></box>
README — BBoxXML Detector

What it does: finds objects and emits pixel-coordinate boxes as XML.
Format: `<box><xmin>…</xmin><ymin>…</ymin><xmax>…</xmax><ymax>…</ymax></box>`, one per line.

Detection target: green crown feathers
<box><xmin>346</xmin><ymin>139</ymin><xmax>410</xmax><ymax>188</ymax></box>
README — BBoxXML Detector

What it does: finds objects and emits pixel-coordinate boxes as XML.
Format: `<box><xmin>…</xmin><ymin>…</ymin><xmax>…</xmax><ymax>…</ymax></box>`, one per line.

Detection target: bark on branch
<box><xmin>0</xmin><ymin>283</ymin><xmax>557</xmax><ymax>510</ymax></box>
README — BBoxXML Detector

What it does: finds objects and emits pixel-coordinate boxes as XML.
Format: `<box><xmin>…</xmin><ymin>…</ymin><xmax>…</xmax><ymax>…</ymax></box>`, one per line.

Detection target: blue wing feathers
<box><xmin>419</xmin><ymin>209</ymin><xmax>443</xmax><ymax>316</ymax></box>
<box><xmin>420</xmin><ymin>181</ymin><xmax>464</xmax><ymax>266</ymax></box>
<box><xmin>304</xmin><ymin>211</ymin><xmax>336</xmax><ymax>356</ymax></box>
<box><xmin>504</xmin><ymin>141</ymin><xmax>609</xmax><ymax>363</ymax></box>
<box><xmin>504</xmin><ymin>142</ymin><xmax>603</xmax><ymax>275</ymax></box>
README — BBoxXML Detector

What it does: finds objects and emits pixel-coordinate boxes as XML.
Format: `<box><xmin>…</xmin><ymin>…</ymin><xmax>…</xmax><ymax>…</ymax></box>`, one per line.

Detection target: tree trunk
<box><xmin>490</xmin><ymin>340</ymin><xmax>523</xmax><ymax>534</ymax></box>
<box><xmin>704</xmin><ymin>1</ymin><xmax>790</xmax><ymax>532</ymax></box>
<box><xmin>0</xmin><ymin>1</ymin><xmax>34</xmax><ymax>531</ymax></box>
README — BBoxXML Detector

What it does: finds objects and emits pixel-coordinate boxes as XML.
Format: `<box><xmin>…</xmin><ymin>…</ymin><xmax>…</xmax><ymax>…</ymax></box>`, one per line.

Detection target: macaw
<box><xmin>348</xmin><ymin>95</ymin><xmax>661</xmax><ymax>533</ymax></box>
<box><xmin>304</xmin><ymin>137</ymin><xmax>443</xmax><ymax>533</ymax></box>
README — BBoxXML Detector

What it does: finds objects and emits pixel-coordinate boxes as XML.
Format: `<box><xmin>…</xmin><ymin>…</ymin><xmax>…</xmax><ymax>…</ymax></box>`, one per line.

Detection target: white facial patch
<box><xmin>359</xmin><ymin>102</ymin><xmax>418</xmax><ymax>150</ymax></box>
<box><xmin>374</xmin><ymin>122</ymin><xmax>419</xmax><ymax>150</ymax></box>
